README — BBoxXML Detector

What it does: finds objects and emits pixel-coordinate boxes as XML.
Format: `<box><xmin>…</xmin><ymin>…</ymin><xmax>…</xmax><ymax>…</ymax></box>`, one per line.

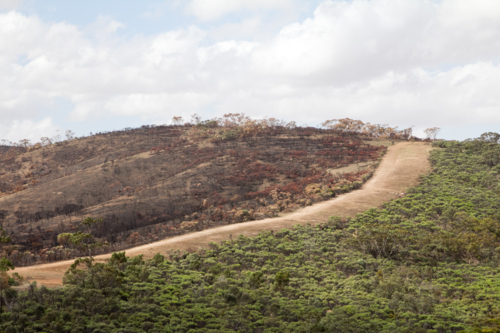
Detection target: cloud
<box><xmin>0</xmin><ymin>0</ymin><xmax>23</xmax><ymax>10</ymax></box>
<box><xmin>1</xmin><ymin>0</ymin><xmax>500</xmax><ymax>141</ymax></box>
<box><xmin>252</xmin><ymin>0</ymin><xmax>500</xmax><ymax>82</ymax></box>
<box><xmin>440</xmin><ymin>0</ymin><xmax>500</xmax><ymax>26</ymax></box>
<box><xmin>210</xmin><ymin>62</ymin><xmax>500</xmax><ymax>128</ymax></box>
<box><xmin>0</xmin><ymin>117</ymin><xmax>59</xmax><ymax>143</ymax></box>
<box><xmin>185</xmin><ymin>0</ymin><xmax>294</xmax><ymax>21</ymax></box>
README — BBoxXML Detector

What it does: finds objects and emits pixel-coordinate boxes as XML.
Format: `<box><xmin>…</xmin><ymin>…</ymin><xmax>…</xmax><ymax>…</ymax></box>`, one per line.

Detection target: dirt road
<box><xmin>14</xmin><ymin>142</ymin><xmax>432</xmax><ymax>287</ymax></box>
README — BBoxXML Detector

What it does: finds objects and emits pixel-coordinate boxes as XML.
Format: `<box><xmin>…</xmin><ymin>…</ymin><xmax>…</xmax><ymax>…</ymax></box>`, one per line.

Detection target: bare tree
<box><xmin>424</xmin><ymin>127</ymin><xmax>441</xmax><ymax>141</ymax></box>
<box><xmin>17</xmin><ymin>139</ymin><xmax>32</xmax><ymax>148</ymax></box>
<box><xmin>191</xmin><ymin>114</ymin><xmax>202</xmax><ymax>125</ymax></box>
<box><xmin>52</xmin><ymin>130</ymin><xmax>62</xmax><ymax>143</ymax></box>
<box><xmin>65</xmin><ymin>130</ymin><xmax>76</xmax><ymax>141</ymax></box>
<box><xmin>40</xmin><ymin>137</ymin><xmax>53</xmax><ymax>146</ymax></box>
<box><xmin>172</xmin><ymin>116</ymin><xmax>184</xmax><ymax>126</ymax></box>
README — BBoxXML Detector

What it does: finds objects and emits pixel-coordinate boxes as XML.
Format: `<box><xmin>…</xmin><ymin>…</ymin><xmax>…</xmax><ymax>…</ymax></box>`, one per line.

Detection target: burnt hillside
<box><xmin>0</xmin><ymin>117</ymin><xmax>399</xmax><ymax>266</ymax></box>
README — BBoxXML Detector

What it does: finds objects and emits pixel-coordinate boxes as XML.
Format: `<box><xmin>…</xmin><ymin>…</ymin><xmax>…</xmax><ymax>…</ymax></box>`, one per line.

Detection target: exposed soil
<box><xmin>14</xmin><ymin>142</ymin><xmax>432</xmax><ymax>288</ymax></box>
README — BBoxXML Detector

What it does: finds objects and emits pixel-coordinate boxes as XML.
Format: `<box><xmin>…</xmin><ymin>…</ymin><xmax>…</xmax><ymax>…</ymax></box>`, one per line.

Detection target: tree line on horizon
<box><xmin>0</xmin><ymin>114</ymin><xmax>441</xmax><ymax>150</ymax></box>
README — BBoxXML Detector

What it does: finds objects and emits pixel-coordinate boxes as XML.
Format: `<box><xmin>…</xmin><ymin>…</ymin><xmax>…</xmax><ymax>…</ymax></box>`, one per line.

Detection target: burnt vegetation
<box><xmin>0</xmin><ymin>115</ymin><xmax>416</xmax><ymax>266</ymax></box>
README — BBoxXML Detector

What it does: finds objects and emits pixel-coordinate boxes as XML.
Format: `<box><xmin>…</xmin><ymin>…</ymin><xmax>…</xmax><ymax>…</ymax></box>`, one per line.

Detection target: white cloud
<box><xmin>186</xmin><ymin>0</ymin><xmax>294</xmax><ymax>21</ymax></box>
<box><xmin>252</xmin><ymin>0</ymin><xmax>500</xmax><ymax>82</ymax></box>
<box><xmin>211</xmin><ymin>62</ymin><xmax>500</xmax><ymax>128</ymax></box>
<box><xmin>0</xmin><ymin>0</ymin><xmax>23</xmax><ymax>10</ymax></box>
<box><xmin>1</xmin><ymin>0</ymin><xmax>500</xmax><ymax>141</ymax></box>
<box><xmin>0</xmin><ymin>117</ymin><xmax>59</xmax><ymax>143</ymax></box>
<box><xmin>439</xmin><ymin>0</ymin><xmax>500</xmax><ymax>26</ymax></box>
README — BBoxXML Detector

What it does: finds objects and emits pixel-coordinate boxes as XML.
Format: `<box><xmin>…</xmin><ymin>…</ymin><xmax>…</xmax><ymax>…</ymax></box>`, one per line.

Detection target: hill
<box><xmin>2</xmin><ymin>133</ymin><xmax>500</xmax><ymax>332</ymax></box>
<box><xmin>0</xmin><ymin>116</ymin><xmax>413</xmax><ymax>267</ymax></box>
<box><xmin>13</xmin><ymin>141</ymin><xmax>431</xmax><ymax>287</ymax></box>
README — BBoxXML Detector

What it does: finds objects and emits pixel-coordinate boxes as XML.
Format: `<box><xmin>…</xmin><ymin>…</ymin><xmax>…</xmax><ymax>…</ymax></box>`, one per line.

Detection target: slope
<box><xmin>13</xmin><ymin>141</ymin><xmax>432</xmax><ymax>287</ymax></box>
<box><xmin>1</xmin><ymin>121</ymin><xmax>390</xmax><ymax>267</ymax></box>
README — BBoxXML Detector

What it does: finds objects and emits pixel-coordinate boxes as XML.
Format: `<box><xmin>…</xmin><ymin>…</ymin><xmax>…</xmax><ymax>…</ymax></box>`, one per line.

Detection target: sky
<box><xmin>1</xmin><ymin>0</ymin><xmax>500</xmax><ymax>143</ymax></box>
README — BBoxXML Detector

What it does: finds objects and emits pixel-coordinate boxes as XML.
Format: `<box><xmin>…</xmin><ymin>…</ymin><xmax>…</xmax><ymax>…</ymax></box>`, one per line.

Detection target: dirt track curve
<box><xmin>14</xmin><ymin>142</ymin><xmax>432</xmax><ymax>287</ymax></box>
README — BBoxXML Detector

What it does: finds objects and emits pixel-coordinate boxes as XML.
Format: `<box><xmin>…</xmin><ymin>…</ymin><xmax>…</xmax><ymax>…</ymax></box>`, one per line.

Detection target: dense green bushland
<box><xmin>1</xmin><ymin>134</ymin><xmax>500</xmax><ymax>332</ymax></box>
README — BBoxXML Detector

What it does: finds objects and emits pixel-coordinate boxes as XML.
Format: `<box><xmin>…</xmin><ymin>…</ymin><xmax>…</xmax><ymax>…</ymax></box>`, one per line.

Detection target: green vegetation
<box><xmin>1</xmin><ymin>134</ymin><xmax>500</xmax><ymax>332</ymax></box>
<box><xmin>0</xmin><ymin>227</ymin><xmax>23</xmax><ymax>315</ymax></box>
<box><xmin>57</xmin><ymin>217</ymin><xmax>108</xmax><ymax>260</ymax></box>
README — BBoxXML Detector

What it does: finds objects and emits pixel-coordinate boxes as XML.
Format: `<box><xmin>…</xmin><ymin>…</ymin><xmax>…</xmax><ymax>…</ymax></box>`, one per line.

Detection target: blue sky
<box><xmin>1</xmin><ymin>0</ymin><xmax>500</xmax><ymax>143</ymax></box>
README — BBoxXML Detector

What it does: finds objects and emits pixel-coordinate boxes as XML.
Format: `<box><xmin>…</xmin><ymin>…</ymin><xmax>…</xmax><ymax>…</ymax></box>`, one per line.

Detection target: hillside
<box><xmin>0</xmin><ymin>116</ymin><xmax>411</xmax><ymax>267</ymax></box>
<box><xmin>2</xmin><ymin>133</ymin><xmax>500</xmax><ymax>333</ymax></box>
<box><xmin>13</xmin><ymin>141</ymin><xmax>431</xmax><ymax>287</ymax></box>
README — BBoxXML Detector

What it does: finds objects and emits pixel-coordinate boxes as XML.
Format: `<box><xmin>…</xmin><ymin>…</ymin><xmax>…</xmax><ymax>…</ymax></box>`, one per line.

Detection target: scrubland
<box><xmin>1</xmin><ymin>133</ymin><xmax>499</xmax><ymax>332</ymax></box>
